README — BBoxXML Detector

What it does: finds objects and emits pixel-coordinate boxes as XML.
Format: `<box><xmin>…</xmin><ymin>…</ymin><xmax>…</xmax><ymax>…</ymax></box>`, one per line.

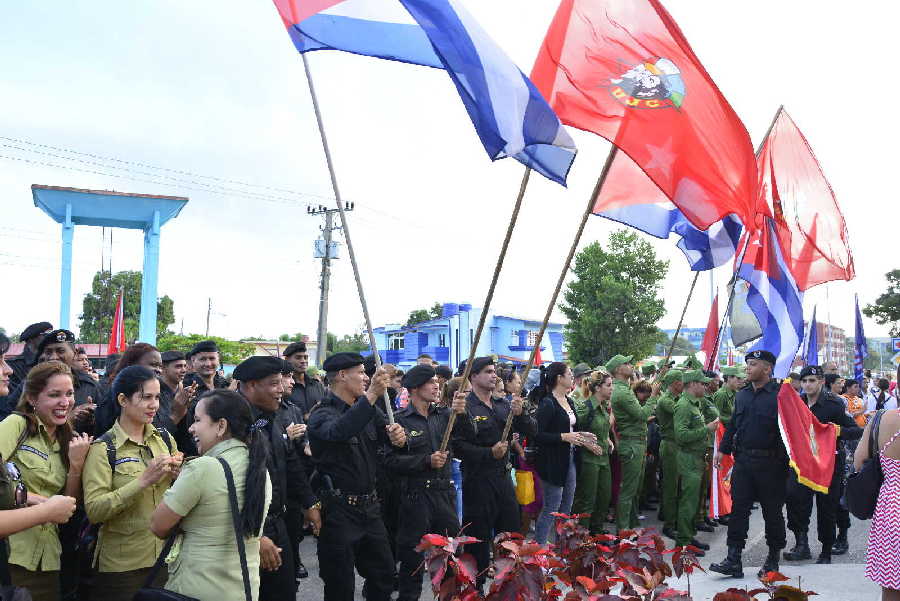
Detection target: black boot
<box><xmin>758</xmin><ymin>548</ymin><xmax>780</xmax><ymax>578</ymax></box>
<box><xmin>689</xmin><ymin>538</ymin><xmax>710</xmax><ymax>551</ymax></box>
<box><xmin>295</xmin><ymin>557</ymin><xmax>309</xmax><ymax>580</ymax></box>
<box><xmin>710</xmin><ymin>545</ymin><xmax>744</xmax><ymax>578</ymax></box>
<box><xmin>695</xmin><ymin>521</ymin><xmax>714</xmax><ymax>533</ymax></box>
<box><xmin>832</xmin><ymin>529</ymin><xmax>849</xmax><ymax>555</ymax></box>
<box><xmin>782</xmin><ymin>531</ymin><xmax>812</xmax><ymax>561</ymax></box>
<box><xmin>718</xmin><ymin>514</ymin><xmax>730</xmax><ymax>525</ymax></box>
<box><xmin>816</xmin><ymin>546</ymin><xmax>832</xmax><ymax>564</ymax></box>
<box><xmin>662</xmin><ymin>526</ymin><xmax>677</xmax><ymax>540</ymax></box>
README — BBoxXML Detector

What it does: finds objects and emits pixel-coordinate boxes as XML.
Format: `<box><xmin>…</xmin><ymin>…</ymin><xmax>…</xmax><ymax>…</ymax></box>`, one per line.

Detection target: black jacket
<box><xmin>286</xmin><ymin>376</ymin><xmax>326</xmax><ymax>417</ymax></box>
<box><xmin>384</xmin><ymin>403</ymin><xmax>474</xmax><ymax>483</ymax></box>
<box><xmin>453</xmin><ymin>392</ymin><xmax>535</xmax><ymax>480</ymax></box>
<box><xmin>533</xmin><ymin>395</ymin><xmax>577</xmax><ymax>487</ymax></box>
<box><xmin>721</xmin><ymin>379</ymin><xmax>784</xmax><ymax>457</ymax></box>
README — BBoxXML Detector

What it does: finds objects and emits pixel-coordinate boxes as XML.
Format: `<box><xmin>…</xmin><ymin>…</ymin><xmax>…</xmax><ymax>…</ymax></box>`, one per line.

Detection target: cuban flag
<box><xmin>737</xmin><ymin>217</ymin><xmax>805</xmax><ymax>378</ymax></box>
<box><xmin>592</xmin><ymin>150</ymin><xmax>742</xmax><ymax>270</ymax></box>
<box><xmin>273</xmin><ymin>0</ymin><xmax>577</xmax><ymax>185</ymax></box>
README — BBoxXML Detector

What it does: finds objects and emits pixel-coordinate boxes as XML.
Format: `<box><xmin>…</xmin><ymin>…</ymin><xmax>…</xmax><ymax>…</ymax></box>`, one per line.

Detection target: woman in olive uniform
<box><xmin>572</xmin><ymin>370</ymin><xmax>616</xmax><ymax>534</ymax></box>
<box><xmin>0</xmin><ymin>361</ymin><xmax>92</xmax><ymax>600</ymax></box>
<box><xmin>82</xmin><ymin>365</ymin><xmax>181</xmax><ymax>601</ymax></box>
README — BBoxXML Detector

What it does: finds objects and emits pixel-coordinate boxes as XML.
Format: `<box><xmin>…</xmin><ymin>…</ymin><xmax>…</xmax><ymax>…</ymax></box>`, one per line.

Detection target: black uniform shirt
<box><xmin>453</xmin><ymin>391</ymin><xmax>535</xmax><ymax>478</ymax></box>
<box><xmin>307</xmin><ymin>392</ymin><xmax>393</xmax><ymax>495</ymax></box>
<box><xmin>174</xmin><ymin>373</ymin><xmax>229</xmax><ymax>456</ymax></box>
<box><xmin>384</xmin><ymin>403</ymin><xmax>474</xmax><ymax>481</ymax></box>
<box><xmin>801</xmin><ymin>390</ymin><xmax>863</xmax><ymax>442</ymax></box>
<box><xmin>287</xmin><ymin>376</ymin><xmax>326</xmax><ymax>416</ymax></box>
<box><xmin>721</xmin><ymin>379</ymin><xmax>783</xmax><ymax>455</ymax></box>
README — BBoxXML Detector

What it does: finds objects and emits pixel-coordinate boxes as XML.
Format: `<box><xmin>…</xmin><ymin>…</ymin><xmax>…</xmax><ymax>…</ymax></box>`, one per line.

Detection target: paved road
<box><xmin>294</xmin><ymin>504</ymin><xmax>875</xmax><ymax>600</ymax></box>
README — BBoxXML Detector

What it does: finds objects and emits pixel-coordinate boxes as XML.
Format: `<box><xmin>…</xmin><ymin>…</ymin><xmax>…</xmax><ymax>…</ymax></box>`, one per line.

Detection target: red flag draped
<box><xmin>531</xmin><ymin>0</ymin><xmax>757</xmax><ymax>230</ymax></box>
<box><xmin>700</xmin><ymin>292</ymin><xmax>719</xmax><ymax>370</ymax></box>
<box><xmin>755</xmin><ymin>108</ymin><xmax>854</xmax><ymax>290</ymax></box>
<box><xmin>777</xmin><ymin>381</ymin><xmax>838</xmax><ymax>493</ymax></box>
<box><xmin>710</xmin><ymin>422</ymin><xmax>733</xmax><ymax>519</ymax></box>
<box><xmin>107</xmin><ymin>290</ymin><xmax>127</xmax><ymax>355</ymax></box>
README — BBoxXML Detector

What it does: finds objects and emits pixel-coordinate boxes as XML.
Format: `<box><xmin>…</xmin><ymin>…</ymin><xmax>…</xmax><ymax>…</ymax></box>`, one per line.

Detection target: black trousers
<box><xmin>259</xmin><ymin>516</ymin><xmax>296</xmax><ymax>601</ymax></box>
<box><xmin>396</xmin><ymin>487</ymin><xmax>460</xmax><ymax>601</ymax></box>
<box><xmin>317</xmin><ymin>498</ymin><xmax>395</xmax><ymax>601</ymax></box>
<box><xmin>462</xmin><ymin>472</ymin><xmax>520</xmax><ymax>587</ymax></box>
<box><xmin>726</xmin><ymin>454</ymin><xmax>788</xmax><ymax>551</ymax></box>
<box><xmin>786</xmin><ymin>460</ymin><xmax>843</xmax><ymax>548</ymax></box>
<box><xmin>285</xmin><ymin>500</ymin><xmax>305</xmax><ymax>575</ymax></box>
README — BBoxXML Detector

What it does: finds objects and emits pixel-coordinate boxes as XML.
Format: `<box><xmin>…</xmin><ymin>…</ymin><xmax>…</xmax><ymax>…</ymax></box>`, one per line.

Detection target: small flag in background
<box><xmin>804</xmin><ymin>306</ymin><xmax>819</xmax><ymax>366</ymax></box>
<box><xmin>273</xmin><ymin>0</ymin><xmax>577</xmax><ymax>185</ymax></box>
<box><xmin>700</xmin><ymin>292</ymin><xmax>720</xmax><ymax>370</ymax></box>
<box><xmin>854</xmin><ymin>294</ymin><xmax>867</xmax><ymax>385</ymax></box>
<box><xmin>710</xmin><ymin>422</ymin><xmax>733</xmax><ymax>519</ymax></box>
<box><xmin>777</xmin><ymin>381</ymin><xmax>838</xmax><ymax>493</ymax></box>
<box><xmin>531</xmin><ymin>0</ymin><xmax>757</xmax><ymax>229</ymax></box>
<box><xmin>108</xmin><ymin>290</ymin><xmax>127</xmax><ymax>354</ymax></box>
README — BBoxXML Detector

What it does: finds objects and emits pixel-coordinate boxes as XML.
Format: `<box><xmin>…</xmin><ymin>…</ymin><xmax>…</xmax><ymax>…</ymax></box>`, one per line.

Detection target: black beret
<box><xmin>455</xmin><ymin>359</ymin><xmax>468</xmax><ymax>377</ymax></box>
<box><xmin>37</xmin><ymin>329</ymin><xmax>75</xmax><ymax>355</ymax></box>
<box><xmin>191</xmin><ymin>340</ymin><xmax>219</xmax><ymax>355</ymax></box>
<box><xmin>435</xmin><ymin>365</ymin><xmax>453</xmax><ymax>379</ymax></box>
<box><xmin>363</xmin><ymin>355</ymin><xmax>378</xmax><ymax>377</ymax></box>
<box><xmin>745</xmin><ymin>349</ymin><xmax>776</xmax><ymax>365</ymax></box>
<box><xmin>160</xmin><ymin>351</ymin><xmax>185</xmax><ymax>364</ymax></box>
<box><xmin>20</xmin><ymin>321</ymin><xmax>53</xmax><ymax>342</ymax></box>
<box><xmin>282</xmin><ymin>342</ymin><xmax>307</xmax><ymax>357</ymax></box>
<box><xmin>323</xmin><ymin>352</ymin><xmax>365</xmax><ymax>373</ymax></box>
<box><xmin>402</xmin><ymin>365</ymin><xmax>436</xmax><ymax>389</ymax></box>
<box><xmin>799</xmin><ymin>365</ymin><xmax>824</xmax><ymax>379</ymax></box>
<box><xmin>467</xmin><ymin>356</ymin><xmax>494</xmax><ymax>379</ymax></box>
<box><xmin>233</xmin><ymin>356</ymin><xmax>284</xmax><ymax>382</ymax></box>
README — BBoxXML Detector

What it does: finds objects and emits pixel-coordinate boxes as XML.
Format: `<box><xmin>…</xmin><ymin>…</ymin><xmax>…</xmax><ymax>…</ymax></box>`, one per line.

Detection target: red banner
<box><xmin>107</xmin><ymin>290</ymin><xmax>127</xmax><ymax>355</ymax></box>
<box><xmin>777</xmin><ymin>381</ymin><xmax>838</xmax><ymax>493</ymax></box>
<box><xmin>700</xmin><ymin>293</ymin><xmax>719</xmax><ymax>371</ymax></box>
<box><xmin>710</xmin><ymin>422</ymin><xmax>733</xmax><ymax>519</ymax></box>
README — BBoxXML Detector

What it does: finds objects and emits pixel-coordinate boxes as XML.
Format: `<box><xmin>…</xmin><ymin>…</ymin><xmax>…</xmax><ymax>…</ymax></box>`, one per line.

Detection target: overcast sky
<box><xmin>0</xmin><ymin>1</ymin><xmax>896</xmax><ymax>349</ymax></box>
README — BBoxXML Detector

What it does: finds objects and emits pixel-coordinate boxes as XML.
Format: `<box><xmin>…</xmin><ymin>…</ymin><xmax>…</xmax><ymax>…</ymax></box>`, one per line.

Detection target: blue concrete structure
<box><xmin>369</xmin><ymin>302</ymin><xmax>566</xmax><ymax>371</ymax></box>
<box><xmin>32</xmin><ymin>185</ymin><xmax>188</xmax><ymax>344</ymax></box>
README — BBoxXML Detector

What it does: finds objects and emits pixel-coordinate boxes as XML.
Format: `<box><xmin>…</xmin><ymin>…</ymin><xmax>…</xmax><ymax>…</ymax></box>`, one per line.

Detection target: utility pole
<box><xmin>308</xmin><ymin>201</ymin><xmax>353</xmax><ymax>366</ymax></box>
<box><xmin>206</xmin><ymin>298</ymin><xmax>211</xmax><ymax>337</ymax></box>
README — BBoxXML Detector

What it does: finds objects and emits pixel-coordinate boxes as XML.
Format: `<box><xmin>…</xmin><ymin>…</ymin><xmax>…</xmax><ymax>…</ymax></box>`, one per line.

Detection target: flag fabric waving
<box><xmin>804</xmin><ymin>306</ymin><xmax>819</xmax><ymax>366</ymax></box>
<box><xmin>777</xmin><ymin>380</ymin><xmax>838</xmax><ymax>493</ymax></box>
<box><xmin>273</xmin><ymin>0</ymin><xmax>577</xmax><ymax>185</ymax></box>
<box><xmin>755</xmin><ymin>108</ymin><xmax>854</xmax><ymax>290</ymax></box>
<box><xmin>737</xmin><ymin>218</ymin><xmax>805</xmax><ymax>378</ymax></box>
<box><xmin>710</xmin><ymin>422</ymin><xmax>733</xmax><ymax>519</ymax></box>
<box><xmin>108</xmin><ymin>290</ymin><xmax>127</xmax><ymax>355</ymax></box>
<box><xmin>531</xmin><ymin>0</ymin><xmax>757</xmax><ymax>229</ymax></box>
<box><xmin>854</xmin><ymin>294</ymin><xmax>868</xmax><ymax>385</ymax></box>
<box><xmin>592</xmin><ymin>151</ymin><xmax>743</xmax><ymax>270</ymax></box>
<box><xmin>700</xmin><ymin>292</ymin><xmax>720</xmax><ymax>370</ymax></box>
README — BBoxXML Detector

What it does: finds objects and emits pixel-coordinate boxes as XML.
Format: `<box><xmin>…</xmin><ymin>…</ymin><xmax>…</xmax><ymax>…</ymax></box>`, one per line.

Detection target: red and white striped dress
<box><xmin>866</xmin><ymin>423</ymin><xmax>900</xmax><ymax>589</ymax></box>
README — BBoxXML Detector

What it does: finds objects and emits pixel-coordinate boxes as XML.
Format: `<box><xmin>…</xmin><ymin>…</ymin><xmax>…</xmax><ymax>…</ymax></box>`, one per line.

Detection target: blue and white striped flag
<box><xmin>274</xmin><ymin>0</ymin><xmax>577</xmax><ymax>185</ymax></box>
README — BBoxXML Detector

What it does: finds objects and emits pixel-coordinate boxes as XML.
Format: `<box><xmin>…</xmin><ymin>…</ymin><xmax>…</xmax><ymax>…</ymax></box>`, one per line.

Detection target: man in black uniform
<box><xmin>283</xmin><ymin>341</ymin><xmax>325</xmax><ymax>417</ymax></box>
<box><xmin>7</xmin><ymin>321</ymin><xmax>51</xmax><ymax>390</ymax></box>
<box><xmin>307</xmin><ymin>352</ymin><xmax>407</xmax><ymax>601</ymax></box>
<box><xmin>782</xmin><ymin>365</ymin><xmax>862</xmax><ymax>564</ymax></box>
<box><xmin>233</xmin><ymin>356</ymin><xmax>320</xmax><ymax>601</ymax></box>
<box><xmin>176</xmin><ymin>340</ymin><xmax>227</xmax><ymax>455</ymax></box>
<box><xmin>453</xmin><ymin>356</ymin><xmax>535</xmax><ymax>590</ymax></box>
<box><xmin>710</xmin><ymin>350</ymin><xmax>787</xmax><ymax>579</ymax></box>
<box><xmin>385</xmin><ymin>365</ymin><xmax>473</xmax><ymax>601</ymax></box>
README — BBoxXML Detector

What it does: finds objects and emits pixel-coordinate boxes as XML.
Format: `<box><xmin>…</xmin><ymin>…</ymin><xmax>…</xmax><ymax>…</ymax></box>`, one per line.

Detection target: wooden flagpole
<box><xmin>498</xmin><ymin>146</ymin><xmax>619</xmax><ymax>443</ymax></box>
<box><xmin>437</xmin><ymin>166</ymin><xmax>533</xmax><ymax>452</ymax></box>
<box><xmin>300</xmin><ymin>53</ymin><xmax>397</xmax><ymax>422</ymax></box>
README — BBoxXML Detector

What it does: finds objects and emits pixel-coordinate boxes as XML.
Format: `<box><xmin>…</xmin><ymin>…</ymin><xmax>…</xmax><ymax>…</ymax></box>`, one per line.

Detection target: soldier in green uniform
<box><xmin>608</xmin><ymin>355</ymin><xmax>657</xmax><ymax>532</ymax></box>
<box><xmin>654</xmin><ymin>369</ymin><xmax>684</xmax><ymax>540</ymax></box>
<box><xmin>572</xmin><ymin>370</ymin><xmax>615</xmax><ymax>534</ymax></box>
<box><xmin>694</xmin><ymin>383</ymin><xmax>720</xmax><ymax>532</ymax></box>
<box><xmin>673</xmin><ymin>370</ymin><xmax>719</xmax><ymax>553</ymax></box>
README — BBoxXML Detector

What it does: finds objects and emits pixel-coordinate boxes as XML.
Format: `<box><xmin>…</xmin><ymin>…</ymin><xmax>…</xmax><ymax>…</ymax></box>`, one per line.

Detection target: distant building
<box><xmin>801</xmin><ymin>321</ymin><xmax>849</xmax><ymax>373</ymax></box>
<box><xmin>660</xmin><ymin>326</ymin><xmax>733</xmax><ymax>365</ymax></box>
<box><xmin>241</xmin><ymin>338</ymin><xmax>320</xmax><ymax>365</ymax></box>
<box><xmin>369</xmin><ymin>302</ymin><xmax>566</xmax><ymax>371</ymax></box>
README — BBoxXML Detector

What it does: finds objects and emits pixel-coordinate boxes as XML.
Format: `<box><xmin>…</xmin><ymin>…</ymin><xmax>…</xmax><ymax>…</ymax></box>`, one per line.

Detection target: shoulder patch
<box><xmin>114</xmin><ymin>457</ymin><xmax>142</xmax><ymax>466</ymax></box>
<box><xmin>19</xmin><ymin>444</ymin><xmax>48</xmax><ymax>460</ymax></box>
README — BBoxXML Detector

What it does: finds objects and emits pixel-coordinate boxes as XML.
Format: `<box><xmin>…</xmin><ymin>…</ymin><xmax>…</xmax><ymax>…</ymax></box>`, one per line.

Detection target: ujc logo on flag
<box><xmin>609</xmin><ymin>58</ymin><xmax>685</xmax><ymax>109</ymax></box>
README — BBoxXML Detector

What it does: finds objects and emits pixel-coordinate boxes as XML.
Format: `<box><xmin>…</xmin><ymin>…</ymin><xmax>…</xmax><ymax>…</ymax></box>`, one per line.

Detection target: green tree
<box><xmin>156</xmin><ymin>333</ymin><xmax>255</xmax><ymax>365</ymax></box>
<box><xmin>406</xmin><ymin>302</ymin><xmax>443</xmax><ymax>326</ymax></box>
<box><xmin>278</xmin><ymin>332</ymin><xmax>305</xmax><ymax>342</ymax></box>
<box><xmin>864</xmin><ymin>269</ymin><xmax>900</xmax><ymax>336</ymax></box>
<box><xmin>655</xmin><ymin>331</ymin><xmax>698</xmax><ymax>356</ymax></box>
<box><xmin>560</xmin><ymin>230</ymin><xmax>668</xmax><ymax>366</ymax></box>
<box><xmin>79</xmin><ymin>270</ymin><xmax>175</xmax><ymax>343</ymax></box>
<box><xmin>325</xmin><ymin>332</ymin><xmax>370</xmax><ymax>355</ymax></box>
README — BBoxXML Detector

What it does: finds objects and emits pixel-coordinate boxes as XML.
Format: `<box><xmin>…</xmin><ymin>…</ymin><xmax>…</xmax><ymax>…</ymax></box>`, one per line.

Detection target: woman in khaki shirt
<box><xmin>151</xmin><ymin>390</ymin><xmax>271</xmax><ymax>601</ymax></box>
<box><xmin>82</xmin><ymin>365</ymin><xmax>182</xmax><ymax>601</ymax></box>
<box><xmin>0</xmin><ymin>361</ymin><xmax>92</xmax><ymax>601</ymax></box>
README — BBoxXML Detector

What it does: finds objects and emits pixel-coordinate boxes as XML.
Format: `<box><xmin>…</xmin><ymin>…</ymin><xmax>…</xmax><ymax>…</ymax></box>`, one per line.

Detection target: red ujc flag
<box><xmin>710</xmin><ymin>422</ymin><xmax>733</xmax><ymax>519</ymax></box>
<box><xmin>531</xmin><ymin>0</ymin><xmax>757</xmax><ymax>231</ymax></box>
<box><xmin>777</xmin><ymin>381</ymin><xmax>838</xmax><ymax>493</ymax></box>
<box><xmin>107</xmin><ymin>290</ymin><xmax>127</xmax><ymax>355</ymax></box>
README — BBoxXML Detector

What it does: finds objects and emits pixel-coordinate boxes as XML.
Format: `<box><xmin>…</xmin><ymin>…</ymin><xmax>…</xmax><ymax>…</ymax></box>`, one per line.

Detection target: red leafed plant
<box><xmin>711</xmin><ymin>571</ymin><xmax>818</xmax><ymax>601</ymax></box>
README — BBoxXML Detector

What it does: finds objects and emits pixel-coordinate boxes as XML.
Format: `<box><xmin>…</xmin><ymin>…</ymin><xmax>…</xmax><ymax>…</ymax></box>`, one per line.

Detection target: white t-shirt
<box><xmin>865</xmin><ymin>392</ymin><xmax>898</xmax><ymax>413</ymax></box>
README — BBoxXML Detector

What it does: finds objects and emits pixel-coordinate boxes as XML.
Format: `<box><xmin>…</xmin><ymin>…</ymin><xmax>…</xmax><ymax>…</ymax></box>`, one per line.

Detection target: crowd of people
<box><xmin>0</xmin><ymin>320</ymin><xmax>899</xmax><ymax>601</ymax></box>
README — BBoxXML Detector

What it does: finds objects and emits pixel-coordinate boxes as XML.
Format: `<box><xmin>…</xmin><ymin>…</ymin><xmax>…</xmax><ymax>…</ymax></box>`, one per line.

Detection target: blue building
<box><xmin>368</xmin><ymin>302</ymin><xmax>566</xmax><ymax>371</ymax></box>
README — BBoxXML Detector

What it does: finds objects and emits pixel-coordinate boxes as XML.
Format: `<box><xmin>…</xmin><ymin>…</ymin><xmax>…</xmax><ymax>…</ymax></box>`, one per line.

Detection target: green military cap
<box><xmin>721</xmin><ymin>366</ymin><xmax>746</xmax><ymax>378</ymax></box>
<box><xmin>641</xmin><ymin>363</ymin><xmax>657</xmax><ymax>376</ymax></box>
<box><xmin>604</xmin><ymin>354</ymin><xmax>633</xmax><ymax>373</ymax></box>
<box><xmin>573</xmin><ymin>363</ymin><xmax>593</xmax><ymax>378</ymax></box>
<box><xmin>682</xmin><ymin>369</ymin><xmax>711</xmax><ymax>384</ymax></box>
<box><xmin>661</xmin><ymin>369</ymin><xmax>684</xmax><ymax>387</ymax></box>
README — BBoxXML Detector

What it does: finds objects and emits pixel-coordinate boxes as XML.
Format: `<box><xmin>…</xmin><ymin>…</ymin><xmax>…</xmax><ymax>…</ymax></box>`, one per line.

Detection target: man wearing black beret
<box><xmin>184</xmin><ymin>340</ymin><xmax>227</xmax><ymax>395</ymax></box>
<box><xmin>307</xmin><ymin>352</ymin><xmax>407</xmax><ymax>601</ymax></box>
<box><xmin>283</xmin><ymin>341</ymin><xmax>325</xmax><ymax>419</ymax></box>
<box><xmin>452</xmin><ymin>356</ymin><xmax>536</xmax><ymax>590</ymax></box>
<box><xmin>5</xmin><ymin>321</ymin><xmax>52</xmax><ymax>392</ymax></box>
<box><xmin>384</xmin><ymin>365</ymin><xmax>473</xmax><ymax>601</ymax></box>
<box><xmin>234</xmin><ymin>356</ymin><xmax>319</xmax><ymax>601</ymax></box>
<box><xmin>782</xmin><ymin>365</ymin><xmax>862</xmax><ymax>564</ymax></box>
<box><xmin>711</xmin><ymin>349</ymin><xmax>787</xmax><ymax>578</ymax></box>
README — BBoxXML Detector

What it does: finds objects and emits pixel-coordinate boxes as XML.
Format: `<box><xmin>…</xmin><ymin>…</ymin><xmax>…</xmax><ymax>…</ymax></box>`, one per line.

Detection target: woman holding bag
<box><xmin>151</xmin><ymin>389</ymin><xmax>271</xmax><ymax>601</ymax></box>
